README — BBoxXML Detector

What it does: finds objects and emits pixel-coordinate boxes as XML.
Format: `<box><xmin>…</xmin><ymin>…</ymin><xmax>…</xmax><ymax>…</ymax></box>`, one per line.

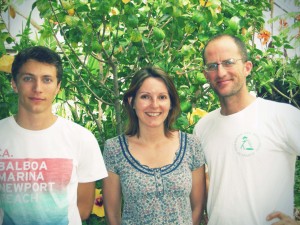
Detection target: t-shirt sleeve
<box><xmin>279</xmin><ymin>104</ymin><xmax>300</xmax><ymax>155</ymax></box>
<box><xmin>103</xmin><ymin>138</ymin><xmax>119</xmax><ymax>174</ymax></box>
<box><xmin>77</xmin><ymin>129</ymin><xmax>108</xmax><ymax>182</ymax></box>
<box><xmin>187</xmin><ymin>134</ymin><xmax>205</xmax><ymax>171</ymax></box>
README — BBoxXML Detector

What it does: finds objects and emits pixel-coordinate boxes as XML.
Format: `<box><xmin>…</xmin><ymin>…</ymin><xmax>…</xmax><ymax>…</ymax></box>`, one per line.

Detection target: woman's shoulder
<box><xmin>179</xmin><ymin>131</ymin><xmax>202</xmax><ymax>152</ymax></box>
<box><xmin>180</xmin><ymin>131</ymin><xmax>201</xmax><ymax>143</ymax></box>
<box><xmin>105</xmin><ymin>134</ymin><xmax>123</xmax><ymax>144</ymax></box>
<box><xmin>104</xmin><ymin>134</ymin><xmax>126</xmax><ymax>153</ymax></box>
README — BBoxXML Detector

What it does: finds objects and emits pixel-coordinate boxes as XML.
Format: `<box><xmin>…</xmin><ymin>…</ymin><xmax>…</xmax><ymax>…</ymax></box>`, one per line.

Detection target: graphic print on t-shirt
<box><xmin>0</xmin><ymin>158</ymin><xmax>73</xmax><ymax>225</ymax></box>
<box><xmin>234</xmin><ymin>132</ymin><xmax>261</xmax><ymax>156</ymax></box>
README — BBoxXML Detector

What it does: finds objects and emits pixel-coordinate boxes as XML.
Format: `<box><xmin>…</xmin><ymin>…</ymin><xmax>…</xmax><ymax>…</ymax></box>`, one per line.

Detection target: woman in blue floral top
<box><xmin>103</xmin><ymin>66</ymin><xmax>206</xmax><ymax>225</ymax></box>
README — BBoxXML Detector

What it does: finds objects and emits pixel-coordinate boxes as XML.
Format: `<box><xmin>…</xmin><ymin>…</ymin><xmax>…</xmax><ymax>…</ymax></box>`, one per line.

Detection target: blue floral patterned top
<box><xmin>103</xmin><ymin>131</ymin><xmax>205</xmax><ymax>225</ymax></box>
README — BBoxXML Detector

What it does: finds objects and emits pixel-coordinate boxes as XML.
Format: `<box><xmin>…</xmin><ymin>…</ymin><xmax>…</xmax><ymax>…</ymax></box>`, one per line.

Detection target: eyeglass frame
<box><xmin>203</xmin><ymin>58</ymin><xmax>245</xmax><ymax>72</ymax></box>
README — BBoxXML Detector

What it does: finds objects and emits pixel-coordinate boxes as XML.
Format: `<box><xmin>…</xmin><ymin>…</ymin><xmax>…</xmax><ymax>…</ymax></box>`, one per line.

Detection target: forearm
<box><xmin>192</xmin><ymin>205</ymin><xmax>203</xmax><ymax>225</ymax></box>
<box><xmin>77</xmin><ymin>182</ymin><xmax>96</xmax><ymax>220</ymax></box>
<box><xmin>190</xmin><ymin>166</ymin><xmax>206</xmax><ymax>225</ymax></box>
<box><xmin>103</xmin><ymin>172</ymin><xmax>122</xmax><ymax>225</ymax></box>
<box><xmin>105</xmin><ymin>211</ymin><xmax>121</xmax><ymax>225</ymax></box>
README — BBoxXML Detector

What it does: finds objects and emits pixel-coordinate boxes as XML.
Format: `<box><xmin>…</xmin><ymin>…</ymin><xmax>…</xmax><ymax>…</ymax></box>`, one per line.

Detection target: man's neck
<box><xmin>14</xmin><ymin>113</ymin><xmax>57</xmax><ymax>130</ymax></box>
<box><xmin>220</xmin><ymin>93</ymin><xmax>256</xmax><ymax>116</ymax></box>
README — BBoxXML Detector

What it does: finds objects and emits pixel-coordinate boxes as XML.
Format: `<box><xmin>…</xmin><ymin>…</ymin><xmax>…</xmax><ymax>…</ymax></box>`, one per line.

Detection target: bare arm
<box><xmin>266</xmin><ymin>211</ymin><xmax>300</xmax><ymax>225</ymax></box>
<box><xmin>77</xmin><ymin>181</ymin><xmax>96</xmax><ymax>220</ymax></box>
<box><xmin>190</xmin><ymin>165</ymin><xmax>206</xmax><ymax>225</ymax></box>
<box><xmin>203</xmin><ymin>167</ymin><xmax>210</xmax><ymax>223</ymax></box>
<box><xmin>103</xmin><ymin>172</ymin><xmax>122</xmax><ymax>225</ymax></box>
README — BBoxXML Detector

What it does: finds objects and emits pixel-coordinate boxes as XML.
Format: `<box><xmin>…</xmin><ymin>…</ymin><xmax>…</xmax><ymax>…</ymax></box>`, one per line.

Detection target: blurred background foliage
<box><xmin>0</xmin><ymin>0</ymin><xmax>299</xmax><ymax>224</ymax></box>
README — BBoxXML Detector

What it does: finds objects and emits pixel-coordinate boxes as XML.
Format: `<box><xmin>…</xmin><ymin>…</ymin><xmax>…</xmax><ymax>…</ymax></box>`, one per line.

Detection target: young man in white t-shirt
<box><xmin>0</xmin><ymin>46</ymin><xmax>107</xmax><ymax>225</ymax></box>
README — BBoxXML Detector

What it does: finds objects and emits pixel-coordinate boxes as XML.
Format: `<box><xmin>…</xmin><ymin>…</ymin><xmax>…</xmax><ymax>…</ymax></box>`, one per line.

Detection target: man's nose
<box><xmin>216</xmin><ymin>63</ymin><xmax>227</xmax><ymax>76</ymax></box>
<box><xmin>33</xmin><ymin>80</ymin><xmax>42</xmax><ymax>92</ymax></box>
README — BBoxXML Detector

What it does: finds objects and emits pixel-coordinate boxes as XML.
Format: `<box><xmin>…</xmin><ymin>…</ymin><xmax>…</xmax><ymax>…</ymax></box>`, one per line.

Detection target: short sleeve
<box><xmin>186</xmin><ymin>133</ymin><xmax>205</xmax><ymax>171</ymax></box>
<box><xmin>278</xmin><ymin>104</ymin><xmax>300</xmax><ymax>155</ymax></box>
<box><xmin>103</xmin><ymin>137</ymin><xmax>120</xmax><ymax>174</ymax></box>
<box><xmin>77</xmin><ymin>128</ymin><xmax>108</xmax><ymax>182</ymax></box>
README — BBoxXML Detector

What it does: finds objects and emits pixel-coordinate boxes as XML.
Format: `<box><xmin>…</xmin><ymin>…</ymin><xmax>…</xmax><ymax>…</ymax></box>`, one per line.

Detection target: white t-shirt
<box><xmin>194</xmin><ymin>98</ymin><xmax>300</xmax><ymax>225</ymax></box>
<box><xmin>0</xmin><ymin>116</ymin><xmax>108</xmax><ymax>225</ymax></box>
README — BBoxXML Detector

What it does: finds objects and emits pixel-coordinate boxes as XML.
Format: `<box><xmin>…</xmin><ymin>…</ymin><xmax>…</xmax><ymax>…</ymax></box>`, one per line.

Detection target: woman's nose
<box><xmin>151</xmin><ymin>98</ymin><xmax>159</xmax><ymax>107</ymax></box>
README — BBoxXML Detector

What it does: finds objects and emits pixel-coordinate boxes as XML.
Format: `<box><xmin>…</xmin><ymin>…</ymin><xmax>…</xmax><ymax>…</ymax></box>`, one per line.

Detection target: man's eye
<box><xmin>23</xmin><ymin>76</ymin><xmax>33</xmax><ymax>82</ymax></box>
<box><xmin>223</xmin><ymin>59</ymin><xmax>235</xmax><ymax>65</ymax></box>
<box><xmin>207</xmin><ymin>64</ymin><xmax>217</xmax><ymax>70</ymax></box>
<box><xmin>43</xmin><ymin>78</ymin><xmax>52</xmax><ymax>83</ymax></box>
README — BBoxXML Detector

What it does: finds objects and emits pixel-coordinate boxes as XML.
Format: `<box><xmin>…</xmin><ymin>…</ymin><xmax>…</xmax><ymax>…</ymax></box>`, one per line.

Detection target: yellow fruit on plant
<box><xmin>67</xmin><ymin>8</ymin><xmax>75</xmax><ymax>16</ymax></box>
<box><xmin>0</xmin><ymin>55</ymin><xmax>15</xmax><ymax>73</ymax></box>
<box><xmin>200</xmin><ymin>0</ymin><xmax>212</xmax><ymax>7</ymax></box>
<box><xmin>9</xmin><ymin>6</ymin><xmax>16</xmax><ymax>19</ymax></box>
<box><xmin>187</xmin><ymin>108</ymin><xmax>208</xmax><ymax>124</ymax></box>
<box><xmin>122</xmin><ymin>0</ymin><xmax>130</xmax><ymax>4</ymax></box>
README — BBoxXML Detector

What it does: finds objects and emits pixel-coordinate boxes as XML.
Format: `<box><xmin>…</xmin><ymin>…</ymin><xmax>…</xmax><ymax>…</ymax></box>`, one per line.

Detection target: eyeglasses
<box><xmin>204</xmin><ymin>58</ymin><xmax>244</xmax><ymax>72</ymax></box>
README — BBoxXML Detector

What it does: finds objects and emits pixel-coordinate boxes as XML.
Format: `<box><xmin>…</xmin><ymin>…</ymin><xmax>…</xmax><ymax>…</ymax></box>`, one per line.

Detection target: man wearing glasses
<box><xmin>193</xmin><ymin>34</ymin><xmax>300</xmax><ymax>225</ymax></box>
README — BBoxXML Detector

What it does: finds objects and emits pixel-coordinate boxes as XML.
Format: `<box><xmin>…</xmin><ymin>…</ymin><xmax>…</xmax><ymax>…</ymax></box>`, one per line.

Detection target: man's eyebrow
<box><xmin>19</xmin><ymin>73</ymin><xmax>54</xmax><ymax>77</ymax></box>
<box><xmin>19</xmin><ymin>72</ymin><xmax>34</xmax><ymax>76</ymax></box>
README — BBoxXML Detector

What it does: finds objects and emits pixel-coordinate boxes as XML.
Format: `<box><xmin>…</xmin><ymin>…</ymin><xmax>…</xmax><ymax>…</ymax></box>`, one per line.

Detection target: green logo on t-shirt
<box><xmin>235</xmin><ymin>132</ymin><xmax>260</xmax><ymax>156</ymax></box>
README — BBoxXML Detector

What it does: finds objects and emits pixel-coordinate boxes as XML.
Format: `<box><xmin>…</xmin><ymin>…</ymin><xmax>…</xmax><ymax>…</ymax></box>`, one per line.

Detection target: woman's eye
<box><xmin>159</xmin><ymin>95</ymin><xmax>168</xmax><ymax>100</ymax></box>
<box><xmin>141</xmin><ymin>95</ymin><xmax>150</xmax><ymax>99</ymax></box>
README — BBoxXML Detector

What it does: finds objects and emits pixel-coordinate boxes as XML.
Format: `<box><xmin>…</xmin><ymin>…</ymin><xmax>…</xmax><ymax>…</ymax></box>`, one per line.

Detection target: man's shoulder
<box><xmin>0</xmin><ymin>116</ymin><xmax>13</xmax><ymax>127</ymax></box>
<box><xmin>0</xmin><ymin>116</ymin><xmax>11</xmax><ymax>121</ymax></box>
<box><xmin>195</xmin><ymin>108</ymin><xmax>220</xmax><ymax>125</ymax></box>
<box><xmin>56</xmin><ymin>116</ymin><xmax>94</xmax><ymax>135</ymax></box>
<box><xmin>193</xmin><ymin>108</ymin><xmax>220</xmax><ymax>135</ymax></box>
<box><xmin>257</xmin><ymin>97</ymin><xmax>300</xmax><ymax>113</ymax></box>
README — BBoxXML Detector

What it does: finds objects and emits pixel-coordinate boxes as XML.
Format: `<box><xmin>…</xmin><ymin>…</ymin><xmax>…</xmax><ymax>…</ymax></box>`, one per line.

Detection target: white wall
<box><xmin>1</xmin><ymin>0</ymin><xmax>42</xmax><ymax>49</ymax></box>
<box><xmin>261</xmin><ymin>0</ymin><xmax>300</xmax><ymax>57</ymax></box>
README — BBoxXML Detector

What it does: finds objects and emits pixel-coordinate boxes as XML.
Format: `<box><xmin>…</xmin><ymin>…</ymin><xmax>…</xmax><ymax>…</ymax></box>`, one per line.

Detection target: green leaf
<box><xmin>152</xmin><ymin>27</ymin><xmax>165</xmax><ymax>40</ymax></box>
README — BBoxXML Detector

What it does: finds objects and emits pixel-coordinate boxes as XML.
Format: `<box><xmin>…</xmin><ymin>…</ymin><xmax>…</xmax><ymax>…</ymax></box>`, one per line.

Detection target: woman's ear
<box><xmin>128</xmin><ymin>97</ymin><xmax>134</xmax><ymax>109</ymax></box>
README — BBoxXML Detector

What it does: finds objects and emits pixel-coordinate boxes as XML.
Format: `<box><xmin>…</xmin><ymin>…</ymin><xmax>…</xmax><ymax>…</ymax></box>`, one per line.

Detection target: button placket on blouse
<box><xmin>154</xmin><ymin>168</ymin><xmax>164</xmax><ymax>196</ymax></box>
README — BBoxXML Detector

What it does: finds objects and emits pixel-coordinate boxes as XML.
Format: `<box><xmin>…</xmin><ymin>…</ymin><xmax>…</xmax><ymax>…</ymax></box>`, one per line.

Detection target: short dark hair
<box><xmin>123</xmin><ymin>66</ymin><xmax>181</xmax><ymax>137</ymax></box>
<box><xmin>11</xmin><ymin>46</ymin><xmax>63</xmax><ymax>83</ymax></box>
<box><xmin>202</xmin><ymin>34</ymin><xmax>248</xmax><ymax>64</ymax></box>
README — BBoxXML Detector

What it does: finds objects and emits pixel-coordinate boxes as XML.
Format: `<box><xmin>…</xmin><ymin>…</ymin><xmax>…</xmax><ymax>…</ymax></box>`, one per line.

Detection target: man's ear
<box><xmin>244</xmin><ymin>61</ymin><xmax>253</xmax><ymax>78</ymax></box>
<box><xmin>55</xmin><ymin>81</ymin><xmax>61</xmax><ymax>95</ymax></box>
<box><xmin>203</xmin><ymin>70</ymin><xmax>209</xmax><ymax>80</ymax></box>
<box><xmin>11</xmin><ymin>79</ymin><xmax>18</xmax><ymax>93</ymax></box>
